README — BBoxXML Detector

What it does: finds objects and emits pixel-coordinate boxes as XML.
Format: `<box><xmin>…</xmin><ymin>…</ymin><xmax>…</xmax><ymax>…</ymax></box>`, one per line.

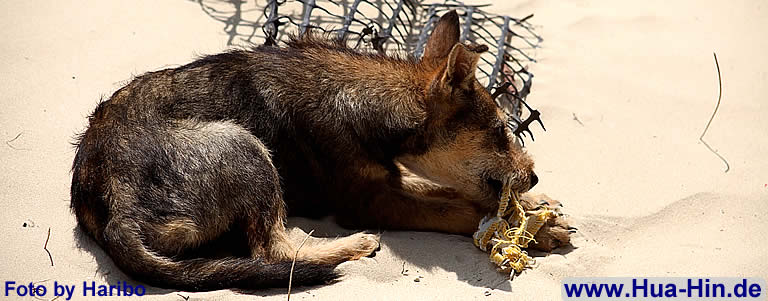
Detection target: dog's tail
<box><xmin>102</xmin><ymin>220</ymin><xmax>339</xmax><ymax>291</ymax></box>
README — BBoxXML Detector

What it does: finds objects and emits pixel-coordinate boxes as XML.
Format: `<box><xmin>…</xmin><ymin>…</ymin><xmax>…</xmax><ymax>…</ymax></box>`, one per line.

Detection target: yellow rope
<box><xmin>472</xmin><ymin>187</ymin><xmax>556</xmax><ymax>276</ymax></box>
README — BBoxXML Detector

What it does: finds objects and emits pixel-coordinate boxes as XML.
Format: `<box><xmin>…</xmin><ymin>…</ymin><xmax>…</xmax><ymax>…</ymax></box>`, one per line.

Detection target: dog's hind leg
<box><xmin>296</xmin><ymin>232</ymin><xmax>380</xmax><ymax>264</ymax></box>
<box><xmin>265</xmin><ymin>229</ymin><xmax>380</xmax><ymax>265</ymax></box>
<box><xmin>259</xmin><ymin>216</ymin><xmax>380</xmax><ymax>265</ymax></box>
<box><xmin>75</xmin><ymin>119</ymin><xmax>341</xmax><ymax>290</ymax></box>
<box><xmin>232</xmin><ymin>140</ymin><xmax>380</xmax><ymax>265</ymax></box>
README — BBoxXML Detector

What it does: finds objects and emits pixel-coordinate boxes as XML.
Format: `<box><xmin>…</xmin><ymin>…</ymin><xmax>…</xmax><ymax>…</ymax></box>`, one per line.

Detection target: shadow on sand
<box><xmin>74</xmin><ymin>212</ymin><xmax>573</xmax><ymax>296</ymax></box>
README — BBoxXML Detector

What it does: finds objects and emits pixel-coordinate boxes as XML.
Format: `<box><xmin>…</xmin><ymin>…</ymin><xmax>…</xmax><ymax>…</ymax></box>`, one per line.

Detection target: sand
<box><xmin>1</xmin><ymin>0</ymin><xmax>766</xmax><ymax>300</ymax></box>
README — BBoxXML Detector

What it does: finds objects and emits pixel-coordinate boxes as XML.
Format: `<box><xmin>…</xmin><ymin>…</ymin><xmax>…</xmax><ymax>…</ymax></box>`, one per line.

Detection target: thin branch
<box><xmin>572</xmin><ymin>113</ymin><xmax>584</xmax><ymax>126</ymax></box>
<box><xmin>7</xmin><ymin>132</ymin><xmax>22</xmax><ymax>143</ymax></box>
<box><xmin>31</xmin><ymin>279</ymin><xmax>51</xmax><ymax>300</ymax></box>
<box><xmin>6</xmin><ymin>132</ymin><xmax>30</xmax><ymax>150</ymax></box>
<box><xmin>44</xmin><ymin>227</ymin><xmax>54</xmax><ymax>266</ymax></box>
<box><xmin>699</xmin><ymin>52</ymin><xmax>730</xmax><ymax>172</ymax></box>
<box><xmin>287</xmin><ymin>229</ymin><xmax>314</xmax><ymax>301</ymax></box>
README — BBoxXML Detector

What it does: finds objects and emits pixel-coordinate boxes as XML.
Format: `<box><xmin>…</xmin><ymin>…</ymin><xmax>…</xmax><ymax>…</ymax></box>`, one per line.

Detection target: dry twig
<box><xmin>287</xmin><ymin>229</ymin><xmax>314</xmax><ymax>301</ymax></box>
<box><xmin>6</xmin><ymin>132</ymin><xmax>30</xmax><ymax>150</ymax></box>
<box><xmin>699</xmin><ymin>52</ymin><xmax>730</xmax><ymax>172</ymax></box>
<box><xmin>44</xmin><ymin>227</ymin><xmax>54</xmax><ymax>266</ymax></box>
<box><xmin>572</xmin><ymin>113</ymin><xmax>584</xmax><ymax>126</ymax></box>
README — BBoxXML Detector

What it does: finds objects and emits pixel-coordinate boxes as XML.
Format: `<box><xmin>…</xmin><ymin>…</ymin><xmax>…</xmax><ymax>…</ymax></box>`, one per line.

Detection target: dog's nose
<box><xmin>529</xmin><ymin>172</ymin><xmax>539</xmax><ymax>189</ymax></box>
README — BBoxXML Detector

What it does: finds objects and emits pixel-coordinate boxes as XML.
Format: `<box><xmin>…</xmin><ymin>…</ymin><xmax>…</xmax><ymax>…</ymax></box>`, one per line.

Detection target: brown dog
<box><xmin>70</xmin><ymin>10</ymin><xmax>566</xmax><ymax>291</ymax></box>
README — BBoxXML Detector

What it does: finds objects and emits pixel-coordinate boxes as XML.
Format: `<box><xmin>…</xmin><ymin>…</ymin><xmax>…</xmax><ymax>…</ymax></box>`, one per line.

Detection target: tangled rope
<box><xmin>472</xmin><ymin>186</ymin><xmax>556</xmax><ymax>277</ymax></box>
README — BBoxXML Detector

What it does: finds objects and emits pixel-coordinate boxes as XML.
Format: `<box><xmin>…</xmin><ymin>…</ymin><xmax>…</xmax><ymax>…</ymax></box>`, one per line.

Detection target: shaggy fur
<box><xmin>70</xmin><ymin>11</ymin><xmax>562</xmax><ymax>292</ymax></box>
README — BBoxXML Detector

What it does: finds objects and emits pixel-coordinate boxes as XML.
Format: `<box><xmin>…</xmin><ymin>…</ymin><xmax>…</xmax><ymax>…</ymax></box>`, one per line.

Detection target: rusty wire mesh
<box><xmin>197</xmin><ymin>0</ymin><xmax>544</xmax><ymax>142</ymax></box>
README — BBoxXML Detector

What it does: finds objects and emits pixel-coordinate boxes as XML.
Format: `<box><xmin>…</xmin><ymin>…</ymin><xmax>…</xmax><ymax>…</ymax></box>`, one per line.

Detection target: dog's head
<box><xmin>398</xmin><ymin>10</ymin><xmax>537</xmax><ymax>210</ymax></box>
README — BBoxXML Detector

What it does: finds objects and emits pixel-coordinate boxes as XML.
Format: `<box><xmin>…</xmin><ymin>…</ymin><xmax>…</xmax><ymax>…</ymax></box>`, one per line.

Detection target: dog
<box><xmin>70</xmin><ymin>10</ymin><xmax>568</xmax><ymax>291</ymax></box>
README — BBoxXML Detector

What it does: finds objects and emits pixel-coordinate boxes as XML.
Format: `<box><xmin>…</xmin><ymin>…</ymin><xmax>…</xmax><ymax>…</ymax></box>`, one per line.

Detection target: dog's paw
<box><xmin>530</xmin><ymin>216</ymin><xmax>572</xmax><ymax>252</ymax></box>
<box><xmin>345</xmin><ymin>232</ymin><xmax>381</xmax><ymax>260</ymax></box>
<box><xmin>520</xmin><ymin>193</ymin><xmax>563</xmax><ymax>213</ymax></box>
<box><xmin>520</xmin><ymin>193</ymin><xmax>574</xmax><ymax>252</ymax></box>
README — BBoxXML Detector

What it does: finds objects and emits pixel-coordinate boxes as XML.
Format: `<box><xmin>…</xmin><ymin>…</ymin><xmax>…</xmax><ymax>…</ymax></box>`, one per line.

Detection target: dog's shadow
<box><xmin>75</xmin><ymin>215</ymin><xmax>574</xmax><ymax>296</ymax></box>
<box><xmin>288</xmin><ymin>216</ymin><xmax>575</xmax><ymax>292</ymax></box>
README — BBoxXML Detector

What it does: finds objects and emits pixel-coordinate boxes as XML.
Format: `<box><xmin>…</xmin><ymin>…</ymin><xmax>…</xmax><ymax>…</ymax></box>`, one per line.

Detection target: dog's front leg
<box><xmin>337</xmin><ymin>172</ymin><xmax>488</xmax><ymax>235</ymax></box>
<box><xmin>338</xmin><ymin>192</ymin><xmax>484</xmax><ymax>235</ymax></box>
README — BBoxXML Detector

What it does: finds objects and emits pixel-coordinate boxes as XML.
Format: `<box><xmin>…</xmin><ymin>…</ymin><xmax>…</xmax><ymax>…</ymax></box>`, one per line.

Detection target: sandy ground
<box><xmin>1</xmin><ymin>0</ymin><xmax>767</xmax><ymax>300</ymax></box>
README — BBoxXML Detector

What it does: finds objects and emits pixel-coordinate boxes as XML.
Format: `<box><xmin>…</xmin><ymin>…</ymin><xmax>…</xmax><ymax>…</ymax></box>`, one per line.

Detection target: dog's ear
<box><xmin>436</xmin><ymin>43</ymin><xmax>488</xmax><ymax>90</ymax></box>
<box><xmin>422</xmin><ymin>10</ymin><xmax>460</xmax><ymax>61</ymax></box>
<box><xmin>424</xmin><ymin>43</ymin><xmax>488</xmax><ymax>118</ymax></box>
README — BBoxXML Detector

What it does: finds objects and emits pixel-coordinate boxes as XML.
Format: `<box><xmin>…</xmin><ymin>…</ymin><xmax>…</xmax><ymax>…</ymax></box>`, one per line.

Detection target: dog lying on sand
<box><xmin>70</xmin><ymin>10</ymin><xmax>569</xmax><ymax>291</ymax></box>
